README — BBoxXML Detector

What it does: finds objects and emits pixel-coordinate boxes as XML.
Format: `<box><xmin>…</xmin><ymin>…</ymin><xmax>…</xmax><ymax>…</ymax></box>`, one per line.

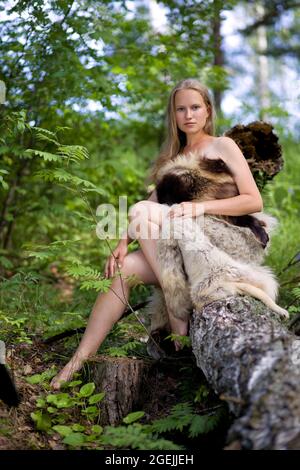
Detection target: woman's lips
<box><xmin>185</xmin><ymin>123</ymin><xmax>196</xmax><ymax>126</ymax></box>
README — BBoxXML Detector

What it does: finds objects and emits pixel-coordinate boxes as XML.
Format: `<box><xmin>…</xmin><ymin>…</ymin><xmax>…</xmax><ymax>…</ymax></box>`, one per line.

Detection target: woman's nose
<box><xmin>185</xmin><ymin>108</ymin><xmax>192</xmax><ymax>118</ymax></box>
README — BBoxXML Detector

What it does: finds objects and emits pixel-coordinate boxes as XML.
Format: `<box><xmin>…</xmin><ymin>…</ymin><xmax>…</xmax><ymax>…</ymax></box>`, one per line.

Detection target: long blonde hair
<box><xmin>150</xmin><ymin>78</ymin><xmax>216</xmax><ymax>183</ymax></box>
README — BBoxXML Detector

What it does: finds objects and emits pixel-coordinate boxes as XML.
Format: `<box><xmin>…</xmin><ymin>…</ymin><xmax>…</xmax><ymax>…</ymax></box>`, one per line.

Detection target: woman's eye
<box><xmin>176</xmin><ymin>107</ymin><xmax>184</xmax><ymax>111</ymax></box>
<box><xmin>192</xmin><ymin>105</ymin><xmax>200</xmax><ymax>109</ymax></box>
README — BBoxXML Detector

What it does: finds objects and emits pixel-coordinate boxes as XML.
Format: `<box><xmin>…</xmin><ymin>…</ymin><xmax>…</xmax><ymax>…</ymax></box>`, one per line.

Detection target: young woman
<box><xmin>50</xmin><ymin>78</ymin><xmax>262</xmax><ymax>390</ymax></box>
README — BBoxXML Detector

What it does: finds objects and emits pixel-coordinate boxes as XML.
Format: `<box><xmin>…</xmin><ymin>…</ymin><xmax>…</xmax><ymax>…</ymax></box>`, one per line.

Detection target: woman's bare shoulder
<box><xmin>199</xmin><ymin>136</ymin><xmax>226</xmax><ymax>160</ymax></box>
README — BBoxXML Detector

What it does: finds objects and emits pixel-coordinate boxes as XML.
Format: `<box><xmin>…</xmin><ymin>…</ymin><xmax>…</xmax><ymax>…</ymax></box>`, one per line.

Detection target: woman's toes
<box><xmin>50</xmin><ymin>375</ymin><xmax>66</xmax><ymax>391</ymax></box>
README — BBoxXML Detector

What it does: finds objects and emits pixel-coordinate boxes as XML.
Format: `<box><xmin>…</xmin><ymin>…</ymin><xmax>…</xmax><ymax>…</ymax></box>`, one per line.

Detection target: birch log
<box><xmin>190</xmin><ymin>295</ymin><xmax>300</xmax><ymax>450</ymax></box>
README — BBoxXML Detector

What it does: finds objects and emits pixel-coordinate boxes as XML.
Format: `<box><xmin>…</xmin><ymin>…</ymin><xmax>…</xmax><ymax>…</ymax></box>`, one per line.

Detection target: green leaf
<box><xmin>47</xmin><ymin>407</ymin><xmax>57</xmax><ymax>414</ymax></box>
<box><xmin>88</xmin><ymin>392</ymin><xmax>105</xmax><ymax>404</ymax></box>
<box><xmin>71</xmin><ymin>424</ymin><xmax>85</xmax><ymax>432</ymax></box>
<box><xmin>63</xmin><ymin>432</ymin><xmax>87</xmax><ymax>447</ymax></box>
<box><xmin>31</xmin><ymin>411</ymin><xmax>52</xmax><ymax>432</ymax></box>
<box><xmin>46</xmin><ymin>393</ymin><xmax>73</xmax><ymax>408</ymax></box>
<box><xmin>189</xmin><ymin>414</ymin><xmax>218</xmax><ymax>438</ymax></box>
<box><xmin>52</xmin><ymin>425</ymin><xmax>73</xmax><ymax>437</ymax></box>
<box><xmin>26</xmin><ymin>374</ymin><xmax>43</xmax><ymax>384</ymax></box>
<box><xmin>36</xmin><ymin>398</ymin><xmax>46</xmax><ymax>408</ymax></box>
<box><xmin>67</xmin><ymin>380</ymin><xmax>83</xmax><ymax>388</ymax></box>
<box><xmin>81</xmin><ymin>406</ymin><xmax>98</xmax><ymax>415</ymax></box>
<box><xmin>24</xmin><ymin>149</ymin><xmax>62</xmax><ymax>161</ymax></box>
<box><xmin>79</xmin><ymin>383</ymin><xmax>95</xmax><ymax>397</ymax></box>
<box><xmin>91</xmin><ymin>425</ymin><xmax>103</xmax><ymax>435</ymax></box>
<box><xmin>123</xmin><ymin>411</ymin><xmax>145</xmax><ymax>424</ymax></box>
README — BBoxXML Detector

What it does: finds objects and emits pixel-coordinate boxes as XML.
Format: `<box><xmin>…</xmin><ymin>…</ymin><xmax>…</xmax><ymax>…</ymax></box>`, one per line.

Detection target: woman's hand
<box><xmin>104</xmin><ymin>240</ymin><xmax>128</xmax><ymax>279</ymax></box>
<box><xmin>168</xmin><ymin>201</ymin><xmax>205</xmax><ymax>219</ymax></box>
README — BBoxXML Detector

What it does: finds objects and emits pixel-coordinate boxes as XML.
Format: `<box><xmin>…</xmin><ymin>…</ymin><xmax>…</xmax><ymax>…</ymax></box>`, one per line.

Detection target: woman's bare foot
<box><xmin>50</xmin><ymin>354</ymin><xmax>86</xmax><ymax>391</ymax></box>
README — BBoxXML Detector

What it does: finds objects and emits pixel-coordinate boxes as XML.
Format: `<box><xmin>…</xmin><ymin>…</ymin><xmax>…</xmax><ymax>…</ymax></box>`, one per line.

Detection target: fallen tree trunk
<box><xmin>190</xmin><ymin>295</ymin><xmax>300</xmax><ymax>450</ymax></box>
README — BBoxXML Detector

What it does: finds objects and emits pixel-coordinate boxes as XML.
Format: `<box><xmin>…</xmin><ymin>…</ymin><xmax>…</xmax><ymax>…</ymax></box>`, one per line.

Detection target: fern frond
<box><xmin>33</xmin><ymin>127</ymin><xmax>60</xmax><ymax>146</ymax></box>
<box><xmin>24</xmin><ymin>149</ymin><xmax>63</xmax><ymax>162</ymax></box>
<box><xmin>79</xmin><ymin>279</ymin><xmax>111</xmax><ymax>292</ymax></box>
<box><xmin>66</xmin><ymin>265</ymin><xmax>103</xmax><ymax>279</ymax></box>
<box><xmin>188</xmin><ymin>413</ymin><xmax>219</xmax><ymax>438</ymax></box>
<box><xmin>34</xmin><ymin>169</ymin><xmax>105</xmax><ymax>195</ymax></box>
<box><xmin>292</xmin><ymin>287</ymin><xmax>300</xmax><ymax>300</ymax></box>
<box><xmin>106</xmin><ymin>340</ymin><xmax>143</xmax><ymax>358</ymax></box>
<box><xmin>101</xmin><ymin>423</ymin><xmax>182</xmax><ymax>450</ymax></box>
<box><xmin>151</xmin><ymin>403</ymin><xmax>193</xmax><ymax>434</ymax></box>
<box><xmin>57</xmin><ymin>145</ymin><xmax>89</xmax><ymax>162</ymax></box>
<box><xmin>50</xmin><ymin>239</ymin><xmax>83</xmax><ymax>247</ymax></box>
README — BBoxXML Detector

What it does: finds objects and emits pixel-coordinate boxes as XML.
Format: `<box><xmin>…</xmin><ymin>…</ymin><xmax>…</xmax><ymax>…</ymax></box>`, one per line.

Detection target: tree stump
<box><xmin>87</xmin><ymin>356</ymin><xmax>151</xmax><ymax>425</ymax></box>
<box><xmin>190</xmin><ymin>295</ymin><xmax>300</xmax><ymax>450</ymax></box>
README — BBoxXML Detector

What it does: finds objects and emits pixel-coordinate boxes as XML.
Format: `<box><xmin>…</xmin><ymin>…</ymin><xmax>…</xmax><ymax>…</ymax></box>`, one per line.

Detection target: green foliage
<box><xmin>166</xmin><ymin>334</ymin><xmax>191</xmax><ymax>349</ymax></box>
<box><xmin>29</xmin><ymin>376</ymin><xmax>181</xmax><ymax>449</ymax></box>
<box><xmin>30</xmin><ymin>378</ymin><xmax>106</xmax><ymax>448</ymax></box>
<box><xmin>150</xmin><ymin>402</ymin><xmax>225</xmax><ymax>439</ymax></box>
<box><xmin>104</xmin><ymin>338</ymin><xmax>146</xmax><ymax>358</ymax></box>
<box><xmin>0</xmin><ymin>311</ymin><xmax>32</xmax><ymax>344</ymax></box>
<box><xmin>101</xmin><ymin>423</ymin><xmax>182</xmax><ymax>450</ymax></box>
<box><xmin>263</xmin><ymin>138</ymin><xmax>300</xmax><ymax>307</ymax></box>
<box><xmin>123</xmin><ymin>411</ymin><xmax>145</xmax><ymax>424</ymax></box>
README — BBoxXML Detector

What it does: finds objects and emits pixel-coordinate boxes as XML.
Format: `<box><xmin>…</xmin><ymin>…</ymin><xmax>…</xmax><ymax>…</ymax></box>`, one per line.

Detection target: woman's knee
<box><xmin>120</xmin><ymin>252</ymin><xmax>137</xmax><ymax>276</ymax></box>
<box><xmin>128</xmin><ymin>201</ymin><xmax>164</xmax><ymax>239</ymax></box>
<box><xmin>120</xmin><ymin>251</ymin><xmax>158</xmax><ymax>285</ymax></box>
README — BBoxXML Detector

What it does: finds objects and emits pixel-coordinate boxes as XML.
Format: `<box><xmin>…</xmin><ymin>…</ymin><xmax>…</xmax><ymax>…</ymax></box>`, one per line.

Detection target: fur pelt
<box><xmin>147</xmin><ymin>151</ymin><xmax>288</xmax><ymax>336</ymax></box>
<box><xmin>156</xmin><ymin>151</ymin><xmax>269</xmax><ymax>248</ymax></box>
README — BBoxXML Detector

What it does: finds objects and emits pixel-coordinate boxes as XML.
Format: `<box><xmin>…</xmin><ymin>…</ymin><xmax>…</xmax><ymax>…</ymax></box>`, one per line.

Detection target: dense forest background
<box><xmin>0</xmin><ymin>0</ymin><xmax>299</xmax><ymax>451</ymax></box>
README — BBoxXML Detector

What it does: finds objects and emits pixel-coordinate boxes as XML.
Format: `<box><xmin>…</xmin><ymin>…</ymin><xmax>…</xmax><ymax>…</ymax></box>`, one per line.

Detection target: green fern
<box><xmin>66</xmin><ymin>265</ymin><xmax>103</xmax><ymax>280</ymax></box>
<box><xmin>291</xmin><ymin>287</ymin><xmax>300</xmax><ymax>300</ymax></box>
<box><xmin>34</xmin><ymin>168</ymin><xmax>106</xmax><ymax>195</ymax></box>
<box><xmin>79</xmin><ymin>279</ymin><xmax>111</xmax><ymax>292</ymax></box>
<box><xmin>105</xmin><ymin>340</ymin><xmax>144</xmax><ymax>358</ymax></box>
<box><xmin>66</xmin><ymin>265</ymin><xmax>111</xmax><ymax>293</ymax></box>
<box><xmin>188</xmin><ymin>413</ymin><xmax>220</xmax><ymax>438</ymax></box>
<box><xmin>151</xmin><ymin>403</ymin><xmax>193</xmax><ymax>433</ymax></box>
<box><xmin>57</xmin><ymin>145</ymin><xmax>89</xmax><ymax>162</ymax></box>
<box><xmin>101</xmin><ymin>423</ymin><xmax>182</xmax><ymax>450</ymax></box>
<box><xmin>33</xmin><ymin>127</ymin><xmax>60</xmax><ymax>146</ymax></box>
<box><xmin>24</xmin><ymin>149</ymin><xmax>63</xmax><ymax>161</ymax></box>
<box><xmin>151</xmin><ymin>402</ymin><xmax>224</xmax><ymax>438</ymax></box>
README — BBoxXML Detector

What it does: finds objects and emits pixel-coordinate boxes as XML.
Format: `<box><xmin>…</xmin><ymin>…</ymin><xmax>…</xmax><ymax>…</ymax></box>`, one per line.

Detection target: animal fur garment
<box><xmin>156</xmin><ymin>152</ymin><xmax>269</xmax><ymax>248</ymax></box>
<box><xmin>147</xmin><ymin>150</ymin><xmax>288</xmax><ymax>336</ymax></box>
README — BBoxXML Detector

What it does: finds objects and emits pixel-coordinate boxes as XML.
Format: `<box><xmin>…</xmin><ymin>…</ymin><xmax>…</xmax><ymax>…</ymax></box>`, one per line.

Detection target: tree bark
<box><xmin>88</xmin><ymin>356</ymin><xmax>151</xmax><ymax>425</ymax></box>
<box><xmin>211</xmin><ymin>1</ymin><xmax>224</xmax><ymax>115</ymax></box>
<box><xmin>190</xmin><ymin>295</ymin><xmax>300</xmax><ymax>450</ymax></box>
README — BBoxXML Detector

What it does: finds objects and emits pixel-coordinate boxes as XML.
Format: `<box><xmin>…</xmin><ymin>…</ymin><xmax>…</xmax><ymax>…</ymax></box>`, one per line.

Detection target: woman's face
<box><xmin>174</xmin><ymin>89</ymin><xmax>210</xmax><ymax>135</ymax></box>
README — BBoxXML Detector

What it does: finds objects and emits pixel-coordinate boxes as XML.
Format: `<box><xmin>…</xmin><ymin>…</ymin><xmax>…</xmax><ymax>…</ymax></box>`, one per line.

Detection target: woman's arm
<box><xmin>203</xmin><ymin>136</ymin><xmax>263</xmax><ymax>216</ymax></box>
<box><xmin>147</xmin><ymin>189</ymin><xmax>158</xmax><ymax>202</ymax></box>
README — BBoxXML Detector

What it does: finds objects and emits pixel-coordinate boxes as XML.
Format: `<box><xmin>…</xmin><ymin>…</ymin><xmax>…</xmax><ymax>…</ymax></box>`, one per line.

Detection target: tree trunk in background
<box><xmin>212</xmin><ymin>1</ymin><xmax>224</xmax><ymax>115</ymax></box>
<box><xmin>254</xmin><ymin>2</ymin><xmax>271</xmax><ymax>119</ymax></box>
<box><xmin>190</xmin><ymin>296</ymin><xmax>300</xmax><ymax>450</ymax></box>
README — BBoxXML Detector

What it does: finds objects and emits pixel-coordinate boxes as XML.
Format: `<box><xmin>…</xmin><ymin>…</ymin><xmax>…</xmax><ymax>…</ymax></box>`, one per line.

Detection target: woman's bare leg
<box><xmin>50</xmin><ymin>250</ymin><xmax>159</xmax><ymax>390</ymax></box>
